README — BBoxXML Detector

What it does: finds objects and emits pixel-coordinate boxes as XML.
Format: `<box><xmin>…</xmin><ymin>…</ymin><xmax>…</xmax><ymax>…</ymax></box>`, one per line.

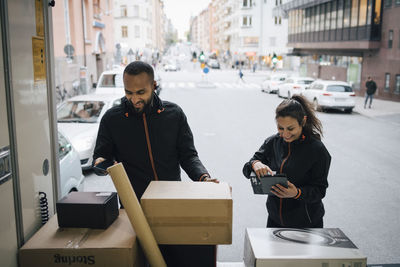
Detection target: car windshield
<box><xmin>57</xmin><ymin>101</ymin><xmax>105</xmax><ymax>123</ymax></box>
<box><xmin>327</xmin><ymin>85</ymin><xmax>353</xmax><ymax>92</ymax></box>
<box><xmin>297</xmin><ymin>80</ymin><xmax>314</xmax><ymax>85</ymax></box>
<box><xmin>99</xmin><ymin>74</ymin><xmax>124</xmax><ymax>88</ymax></box>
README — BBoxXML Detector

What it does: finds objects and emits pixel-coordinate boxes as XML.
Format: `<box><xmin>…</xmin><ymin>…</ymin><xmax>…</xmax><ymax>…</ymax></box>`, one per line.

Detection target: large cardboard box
<box><xmin>19</xmin><ymin>210</ymin><xmax>144</xmax><ymax>267</ymax></box>
<box><xmin>141</xmin><ymin>181</ymin><xmax>232</xmax><ymax>245</ymax></box>
<box><xmin>56</xmin><ymin>192</ymin><xmax>119</xmax><ymax>229</ymax></box>
<box><xmin>244</xmin><ymin>228</ymin><xmax>367</xmax><ymax>267</ymax></box>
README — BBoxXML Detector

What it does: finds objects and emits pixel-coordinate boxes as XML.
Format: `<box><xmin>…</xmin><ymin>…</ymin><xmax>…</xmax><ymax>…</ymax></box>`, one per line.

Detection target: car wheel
<box><xmin>344</xmin><ymin>108</ymin><xmax>353</xmax><ymax>114</ymax></box>
<box><xmin>313</xmin><ymin>99</ymin><xmax>320</xmax><ymax>112</ymax></box>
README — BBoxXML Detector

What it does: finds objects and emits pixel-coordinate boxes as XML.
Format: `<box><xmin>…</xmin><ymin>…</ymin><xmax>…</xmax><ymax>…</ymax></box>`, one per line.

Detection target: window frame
<box><xmin>385</xmin><ymin>73</ymin><xmax>391</xmax><ymax>91</ymax></box>
<box><xmin>388</xmin><ymin>29</ymin><xmax>393</xmax><ymax>48</ymax></box>
<box><xmin>395</xmin><ymin>75</ymin><xmax>400</xmax><ymax>94</ymax></box>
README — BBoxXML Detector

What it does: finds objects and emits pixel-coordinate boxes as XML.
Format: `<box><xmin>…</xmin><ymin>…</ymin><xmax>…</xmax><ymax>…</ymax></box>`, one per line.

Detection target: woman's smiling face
<box><xmin>276</xmin><ymin>116</ymin><xmax>305</xmax><ymax>143</ymax></box>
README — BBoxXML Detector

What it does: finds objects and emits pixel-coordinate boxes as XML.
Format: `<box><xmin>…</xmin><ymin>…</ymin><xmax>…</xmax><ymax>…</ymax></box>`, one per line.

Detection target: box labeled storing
<box><xmin>19</xmin><ymin>210</ymin><xmax>144</xmax><ymax>267</ymax></box>
<box><xmin>56</xmin><ymin>191</ymin><xmax>118</xmax><ymax>229</ymax></box>
<box><xmin>244</xmin><ymin>228</ymin><xmax>367</xmax><ymax>267</ymax></box>
<box><xmin>141</xmin><ymin>181</ymin><xmax>232</xmax><ymax>245</ymax></box>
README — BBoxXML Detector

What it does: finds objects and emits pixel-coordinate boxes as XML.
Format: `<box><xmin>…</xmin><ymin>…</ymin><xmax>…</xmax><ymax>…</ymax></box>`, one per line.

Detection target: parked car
<box><xmin>302</xmin><ymin>80</ymin><xmax>356</xmax><ymax>113</ymax></box>
<box><xmin>207</xmin><ymin>59</ymin><xmax>220</xmax><ymax>69</ymax></box>
<box><xmin>95</xmin><ymin>68</ymin><xmax>162</xmax><ymax>95</ymax></box>
<box><xmin>278</xmin><ymin>77</ymin><xmax>315</xmax><ymax>98</ymax></box>
<box><xmin>58</xmin><ymin>130</ymin><xmax>84</xmax><ymax>198</ymax></box>
<box><xmin>57</xmin><ymin>94</ymin><xmax>122</xmax><ymax>170</ymax></box>
<box><xmin>261</xmin><ymin>74</ymin><xmax>288</xmax><ymax>93</ymax></box>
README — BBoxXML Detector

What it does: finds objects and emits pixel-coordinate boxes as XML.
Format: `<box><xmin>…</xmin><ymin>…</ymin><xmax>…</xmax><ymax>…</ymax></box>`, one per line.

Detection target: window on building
<box><xmin>275</xmin><ymin>16</ymin><xmax>278</xmax><ymax>24</ymax></box>
<box><xmin>337</xmin><ymin>0</ymin><xmax>344</xmax><ymax>28</ymax></box>
<box><xmin>320</xmin><ymin>4</ymin><xmax>326</xmax><ymax>30</ymax></box>
<box><xmin>121</xmin><ymin>5</ymin><xmax>127</xmax><ymax>17</ymax></box>
<box><xmin>135</xmin><ymin>25</ymin><xmax>140</xmax><ymax>38</ymax></box>
<box><xmin>310</xmin><ymin>6</ymin><xmax>315</xmax><ymax>32</ymax></box>
<box><xmin>388</xmin><ymin>30</ymin><xmax>393</xmax><ymax>48</ymax></box>
<box><xmin>374</xmin><ymin>0</ymin><xmax>382</xmax><ymax>25</ymax></box>
<box><xmin>279</xmin><ymin>16</ymin><xmax>282</xmax><ymax>24</ymax></box>
<box><xmin>315</xmin><ymin>5</ymin><xmax>320</xmax><ymax>31</ymax></box>
<box><xmin>385</xmin><ymin>73</ymin><xmax>390</xmax><ymax>91</ymax></box>
<box><xmin>384</xmin><ymin>0</ymin><xmax>392</xmax><ymax>7</ymax></box>
<box><xmin>343</xmin><ymin>0</ymin><xmax>351</xmax><ymax>27</ymax></box>
<box><xmin>359</xmin><ymin>0</ymin><xmax>367</xmax><ymax>26</ymax></box>
<box><xmin>330</xmin><ymin>0</ymin><xmax>337</xmax><ymax>29</ymax></box>
<box><xmin>276</xmin><ymin>0</ymin><xmax>278</xmax><ymax>6</ymax></box>
<box><xmin>121</xmin><ymin>26</ymin><xmax>128</xmax><ymax>38</ymax></box>
<box><xmin>395</xmin><ymin>75</ymin><xmax>400</xmax><ymax>94</ymax></box>
<box><xmin>351</xmin><ymin>0</ymin><xmax>359</xmax><ymax>27</ymax></box>
<box><xmin>134</xmin><ymin>5</ymin><xmax>139</xmax><ymax>17</ymax></box>
<box><xmin>243</xmin><ymin>0</ymin><xmax>253</xmax><ymax>7</ymax></box>
<box><xmin>367</xmin><ymin>0</ymin><xmax>372</xmax><ymax>25</ymax></box>
<box><xmin>242</xmin><ymin>16</ymin><xmax>252</xmax><ymax>26</ymax></box>
<box><xmin>325</xmin><ymin>2</ymin><xmax>331</xmax><ymax>30</ymax></box>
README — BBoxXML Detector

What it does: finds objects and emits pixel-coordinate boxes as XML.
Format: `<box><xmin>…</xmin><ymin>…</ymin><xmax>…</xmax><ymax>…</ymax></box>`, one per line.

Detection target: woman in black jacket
<box><xmin>243</xmin><ymin>95</ymin><xmax>331</xmax><ymax>228</ymax></box>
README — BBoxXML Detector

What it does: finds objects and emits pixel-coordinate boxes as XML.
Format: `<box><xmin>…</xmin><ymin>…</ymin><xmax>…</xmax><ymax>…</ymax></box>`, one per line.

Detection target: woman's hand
<box><xmin>270</xmin><ymin>181</ymin><xmax>298</xmax><ymax>198</ymax></box>
<box><xmin>252</xmin><ymin>161</ymin><xmax>274</xmax><ymax>178</ymax></box>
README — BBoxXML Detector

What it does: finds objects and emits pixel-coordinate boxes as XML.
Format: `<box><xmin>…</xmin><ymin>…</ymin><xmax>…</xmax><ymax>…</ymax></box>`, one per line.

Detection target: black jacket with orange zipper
<box><xmin>93</xmin><ymin>94</ymin><xmax>209</xmax><ymax>200</ymax></box>
<box><xmin>242</xmin><ymin>133</ymin><xmax>331</xmax><ymax>228</ymax></box>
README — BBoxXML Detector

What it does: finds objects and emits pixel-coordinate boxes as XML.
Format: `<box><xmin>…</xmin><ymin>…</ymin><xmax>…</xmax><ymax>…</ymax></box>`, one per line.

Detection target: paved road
<box><xmin>84</xmin><ymin>68</ymin><xmax>400</xmax><ymax>264</ymax></box>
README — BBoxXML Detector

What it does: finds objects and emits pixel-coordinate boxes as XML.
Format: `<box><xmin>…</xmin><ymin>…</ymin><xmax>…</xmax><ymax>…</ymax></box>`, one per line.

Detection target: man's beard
<box><xmin>129</xmin><ymin>93</ymin><xmax>154</xmax><ymax>115</ymax></box>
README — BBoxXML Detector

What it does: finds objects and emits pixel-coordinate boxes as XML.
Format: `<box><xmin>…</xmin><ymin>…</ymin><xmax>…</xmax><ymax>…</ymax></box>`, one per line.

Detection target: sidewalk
<box><xmin>353</xmin><ymin>96</ymin><xmax>400</xmax><ymax>118</ymax></box>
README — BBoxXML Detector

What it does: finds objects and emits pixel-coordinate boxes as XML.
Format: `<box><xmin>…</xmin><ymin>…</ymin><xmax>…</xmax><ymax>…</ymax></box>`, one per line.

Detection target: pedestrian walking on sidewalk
<box><xmin>242</xmin><ymin>95</ymin><xmax>331</xmax><ymax>228</ymax></box>
<box><xmin>365</xmin><ymin>76</ymin><xmax>377</xmax><ymax>109</ymax></box>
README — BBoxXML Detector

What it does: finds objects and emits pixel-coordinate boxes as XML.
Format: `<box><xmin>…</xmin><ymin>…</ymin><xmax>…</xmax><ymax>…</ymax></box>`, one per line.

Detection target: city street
<box><xmin>83</xmin><ymin>67</ymin><xmax>400</xmax><ymax>264</ymax></box>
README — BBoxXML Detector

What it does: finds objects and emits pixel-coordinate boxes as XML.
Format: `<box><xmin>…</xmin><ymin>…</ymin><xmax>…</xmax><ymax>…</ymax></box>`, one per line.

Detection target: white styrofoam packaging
<box><xmin>244</xmin><ymin>228</ymin><xmax>367</xmax><ymax>267</ymax></box>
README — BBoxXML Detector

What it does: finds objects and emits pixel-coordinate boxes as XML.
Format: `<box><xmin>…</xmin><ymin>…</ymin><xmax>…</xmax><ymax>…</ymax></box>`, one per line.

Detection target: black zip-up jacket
<box><xmin>243</xmin><ymin>133</ymin><xmax>331</xmax><ymax>228</ymax></box>
<box><xmin>93</xmin><ymin>94</ymin><xmax>208</xmax><ymax>199</ymax></box>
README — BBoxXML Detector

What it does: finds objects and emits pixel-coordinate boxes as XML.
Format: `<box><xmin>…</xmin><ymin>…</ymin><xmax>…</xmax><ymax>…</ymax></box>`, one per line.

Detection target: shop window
<box><xmin>385</xmin><ymin>73</ymin><xmax>390</xmax><ymax>91</ymax></box>
<box><xmin>395</xmin><ymin>75</ymin><xmax>400</xmax><ymax>94</ymax></box>
<box><xmin>388</xmin><ymin>30</ymin><xmax>393</xmax><ymax>48</ymax></box>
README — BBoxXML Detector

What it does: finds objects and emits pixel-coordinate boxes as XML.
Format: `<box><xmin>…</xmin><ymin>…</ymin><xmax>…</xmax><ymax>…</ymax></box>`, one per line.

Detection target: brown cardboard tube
<box><xmin>107</xmin><ymin>163</ymin><xmax>166</xmax><ymax>267</ymax></box>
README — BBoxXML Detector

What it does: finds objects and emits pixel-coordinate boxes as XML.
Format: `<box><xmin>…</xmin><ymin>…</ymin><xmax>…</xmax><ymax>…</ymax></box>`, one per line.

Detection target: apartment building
<box><xmin>279</xmin><ymin>0</ymin><xmax>400</xmax><ymax>100</ymax></box>
<box><xmin>52</xmin><ymin>0</ymin><xmax>114</xmax><ymax>99</ymax></box>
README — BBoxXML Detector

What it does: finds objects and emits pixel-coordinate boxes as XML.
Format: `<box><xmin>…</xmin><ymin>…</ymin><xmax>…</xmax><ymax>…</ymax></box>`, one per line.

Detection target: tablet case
<box><xmin>250</xmin><ymin>174</ymin><xmax>288</xmax><ymax>195</ymax></box>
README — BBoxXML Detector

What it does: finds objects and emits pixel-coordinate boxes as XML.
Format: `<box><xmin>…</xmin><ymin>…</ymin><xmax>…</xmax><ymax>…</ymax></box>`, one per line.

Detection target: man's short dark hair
<box><xmin>123</xmin><ymin>61</ymin><xmax>154</xmax><ymax>83</ymax></box>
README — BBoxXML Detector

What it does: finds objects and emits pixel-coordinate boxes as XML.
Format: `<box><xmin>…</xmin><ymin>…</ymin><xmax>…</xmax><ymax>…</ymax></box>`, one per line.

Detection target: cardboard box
<box><xmin>141</xmin><ymin>181</ymin><xmax>232</xmax><ymax>245</ymax></box>
<box><xmin>244</xmin><ymin>228</ymin><xmax>367</xmax><ymax>267</ymax></box>
<box><xmin>56</xmin><ymin>192</ymin><xmax>119</xmax><ymax>229</ymax></box>
<box><xmin>19</xmin><ymin>210</ymin><xmax>144</xmax><ymax>267</ymax></box>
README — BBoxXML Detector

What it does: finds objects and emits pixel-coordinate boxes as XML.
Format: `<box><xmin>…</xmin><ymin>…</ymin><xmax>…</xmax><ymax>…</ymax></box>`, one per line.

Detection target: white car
<box><xmin>261</xmin><ymin>74</ymin><xmax>288</xmax><ymax>94</ymax></box>
<box><xmin>278</xmin><ymin>77</ymin><xmax>315</xmax><ymax>98</ymax></box>
<box><xmin>163</xmin><ymin>63</ymin><xmax>178</xmax><ymax>71</ymax></box>
<box><xmin>95</xmin><ymin>69</ymin><xmax>124</xmax><ymax>95</ymax></box>
<box><xmin>57</xmin><ymin>94</ymin><xmax>122</xmax><ymax>170</ymax></box>
<box><xmin>58</xmin><ymin>130</ymin><xmax>84</xmax><ymax>198</ymax></box>
<box><xmin>302</xmin><ymin>80</ymin><xmax>356</xmax><ymax>113</ymax></box>
<box><xmin>95</xmin><ymin>68</ymin><xmax>162</xmax><ymax>95</ymax></box>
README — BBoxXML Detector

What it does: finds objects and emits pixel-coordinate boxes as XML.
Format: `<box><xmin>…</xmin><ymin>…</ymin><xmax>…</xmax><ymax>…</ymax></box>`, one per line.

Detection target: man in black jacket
<box><xmin>365</xmin><ymin>76</ymin><xmax>377</xmax><ymax>109</ymax></box>
<box><xmin>93</xmin><ymin>61</ymin><xmax>218</xmax><ymax>267</ymax></box>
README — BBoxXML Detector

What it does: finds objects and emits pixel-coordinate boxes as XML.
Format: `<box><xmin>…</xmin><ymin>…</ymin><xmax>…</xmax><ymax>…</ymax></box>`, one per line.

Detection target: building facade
<box><xmin>279</xmin><ymin>0</ymin><xmax>400</xmax><ymax>100</ymax></box>
<box><xmin>52</xmin><ymin>0</ymin><xmax>115</xmax><ymax>101</ymax></box>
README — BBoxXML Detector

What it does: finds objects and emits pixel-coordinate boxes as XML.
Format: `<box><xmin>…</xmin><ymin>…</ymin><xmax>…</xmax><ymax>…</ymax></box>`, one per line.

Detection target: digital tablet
<box><xmin>249</xmin><ymin>172</ymin><xmax>288</xmax><ymax>195</ymax></box>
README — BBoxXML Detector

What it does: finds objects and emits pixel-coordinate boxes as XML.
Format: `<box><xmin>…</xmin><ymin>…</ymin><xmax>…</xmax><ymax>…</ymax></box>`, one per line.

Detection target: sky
<box><xmin>163</xmin><ymin>0</ymin><xmax>211</xmax><ymax>40</ymax></box>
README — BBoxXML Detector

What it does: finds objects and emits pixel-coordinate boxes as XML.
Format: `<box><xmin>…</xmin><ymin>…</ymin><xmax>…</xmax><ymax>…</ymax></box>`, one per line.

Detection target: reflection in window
<box><xmin>320</xmin><ymin>4</ymin><xmax>325</xmax><ymax>31</ymax></box>
<box><xmin>121</xmin><ymin>26</ymin><xmax>128</xmax><ymax>38</ymax></box>
<box><xmin>327</xmin><ymin>85</ymin><xmax>353</xmax><ymax>92</ymax></box>
<box><xmin>315</xmin><ymin>5</ymin><xmax>320</xmax><ymax>31</ymax></box>
<box><xmin>374</xmin><ymin>0</ymin><xmax>382</xmax><ymax>25</ymax></box>
<box><xmin>343</xmin><ymin>0</ymin><xmax>351</xmax><ymax>27</ymax></box>
<box><xmin>57</xmin><ymin>101</ymin><xmax>106</xmax><ymax>123</ymax></box>
<box><xmin>359</xmin><ymin>0</ymin><xmax>367</xmax><ymax>26</ymax></box>
<box><xmin>325</xmin><ymin>2</ymin><xmax>331</xmax><ymax>30</ymax></box>
<box><xmin>331</xmin><ymin>0</ymin><xmax>337</xmax><ymax>29</ymax></box>
<box><xmin>337</xmin><ymin>0</ymin><xmax>344</xmax><ymax>28</ymax></box>
<box><xmin>351</xmin><ymin>0</ymin><xmax>359</xmax><ymax>27</ymax></box>
<box><xmin>367</xmin><ymin>0</ymin><xmax>372</xmax><ymax>24</ymax></box>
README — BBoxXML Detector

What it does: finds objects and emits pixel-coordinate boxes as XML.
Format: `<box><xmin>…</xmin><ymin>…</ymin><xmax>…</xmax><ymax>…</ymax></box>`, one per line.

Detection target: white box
<box><xmin>244</xmin><ymin>228</ymin><xmax>367</xmax><ymax>267</ymax></box>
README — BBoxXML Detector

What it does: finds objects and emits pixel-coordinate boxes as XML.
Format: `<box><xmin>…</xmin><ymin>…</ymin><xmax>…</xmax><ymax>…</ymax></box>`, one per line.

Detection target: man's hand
<box><xmin>94</xmin><ymin>157</ymin><xmax>106</xmax><ymax>166</ymax></box>
<box><xmin>270</xmin><ymin>181</ymin><xmax>298</xmax><ymax>198</ymax></box>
